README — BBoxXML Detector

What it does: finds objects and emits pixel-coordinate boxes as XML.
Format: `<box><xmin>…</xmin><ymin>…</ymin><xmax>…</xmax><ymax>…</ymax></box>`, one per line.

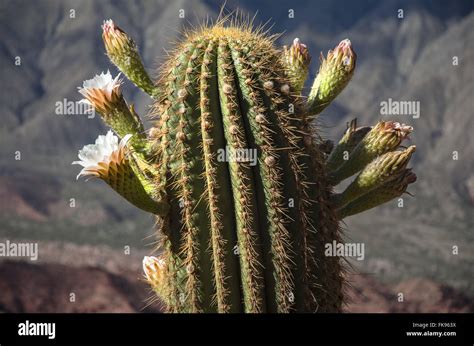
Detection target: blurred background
<box><xmin>0</xmin><ymin>0</ymin><xmax>473</xmax><ymax>312</ymax></box>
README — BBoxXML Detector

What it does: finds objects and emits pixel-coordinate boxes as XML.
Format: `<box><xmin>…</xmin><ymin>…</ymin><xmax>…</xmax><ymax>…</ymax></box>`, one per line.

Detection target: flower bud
<box><xmin>282</xmin><ymin>38</ymin><xmax>311</xmax><ymax>93</ymax></box>
<box><xmin>102</xmin><ymin>19</ymin><xmax>156</xmax><ymax>97</ymax></box>
<box><xmin>326</xmin><ymin>118</ymin><xmax>371</xmax><ymax>171</ymax></box>
<box><xmin>330</xmin><ymin>121</ymin><xmax>413</xmax><ymax>184</ymax></box>
<box><xmin>335</xmin><ymin>146</ymin><xmax>416</xmax><ymax>207</ymax></box>
<box><xmin>143</xmin><ymin>256</ymin><xmax>167</xmax><ymax>299</ymax></box>
<box><xmin>143</xmin><ymin>255</ymin><xmax>166</xmax><ymax>284</ymax></box>
<box><xmin>338</xmin><ymin>169</ymin><xmax>417</xmax><ymax>219</ymax></box>
<box><xmin>308</xmin><ymin>39</ymin><xmax>356</xmax><ymax>114</ymax></box>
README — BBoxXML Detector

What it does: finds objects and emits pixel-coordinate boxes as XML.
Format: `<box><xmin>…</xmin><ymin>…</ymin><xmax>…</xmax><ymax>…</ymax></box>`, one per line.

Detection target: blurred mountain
<box><xmin>0</xmin><ymin>0</ymin><xmax>473</xmax><ymax>297</ymax></box>
<box><xmin>1</xmin><ymin>258</ymin><xmax>472</xmax><ymax>313</ymax></box>
<box><xmin>0</xmin><ymin>261</ymin><xmax>160</xmax><ymax>313</ymax></box>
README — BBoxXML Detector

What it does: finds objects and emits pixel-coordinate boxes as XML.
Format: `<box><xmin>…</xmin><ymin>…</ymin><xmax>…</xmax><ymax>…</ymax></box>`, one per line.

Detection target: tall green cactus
<box><xmin>73</xmin><ymin>18</ymin><xmax>416</xmax><ymax>313</ymax></box>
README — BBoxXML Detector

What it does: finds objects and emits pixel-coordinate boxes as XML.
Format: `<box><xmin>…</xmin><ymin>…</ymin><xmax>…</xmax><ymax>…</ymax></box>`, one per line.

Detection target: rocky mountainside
<box><xmin>0</xmin><ymin>0</ymin><xmax>473</xmax><ymax>304</ymax></box>
<box><xmin>1</xmin><ymin>239</ymin><xmax>471</xmax><ymax>312</ymax></box>
<box><xmin>0</xmin><ymin>261</ymin><xmax>160</xmax><ymax>313</ymax></box>
<box><xmin>1</xmin><ymin>259</ymin><xmax>472</xmax><ymax>313</ymax></box>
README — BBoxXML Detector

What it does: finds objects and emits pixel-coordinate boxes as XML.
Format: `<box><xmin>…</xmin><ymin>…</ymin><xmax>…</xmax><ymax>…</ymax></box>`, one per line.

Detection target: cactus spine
<box><xmin>74</xmin><ymin>17</ymin><xmax>417</xmax><ymax>313</ymax></box>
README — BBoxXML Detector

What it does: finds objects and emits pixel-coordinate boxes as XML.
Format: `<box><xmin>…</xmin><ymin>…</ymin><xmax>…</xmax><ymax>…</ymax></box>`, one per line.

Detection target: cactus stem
<box><xmin>217</xmin><ymin>40</ymin><xmax>267</xmax><ymax>313</ymax></box>
<box><xmin>230</xmin><ymin>40</ymin><xmax>300</xmax><ymax>312</ymax></box>
<box><xmin>201</xmin><ymin>40</ymin><xmax>242</xmax><ymax>312</ymax></box>
<box><xmin>174</xmin><ymin>42</ymin><xmax>216</xmax><ymax>312</ymax></box>
<box><xmin>75</xmin><ymin>19</ymin><xmax>418</xmax><ymax>314</ymax></box>
<box><xmin>155</xmin><ymin>41</ymin><xmax>198</xmax><ymax>312</ymax></box>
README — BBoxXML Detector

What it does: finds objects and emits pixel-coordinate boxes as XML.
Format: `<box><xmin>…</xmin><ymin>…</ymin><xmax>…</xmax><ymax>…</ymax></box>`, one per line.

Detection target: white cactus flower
<box><xmin>72</xmin><ymin>130</ymin><xmax>132</xmax><ymax>180</ymax></box>
<box><xmin>78</xmin><ymin>71</ymin><xmax>123</xmax><ymax>112</ymax></box>
<box><xmin>143</xmin><ymin>256</ymin><xmax>166</xmax><ymax>282</ymax></box>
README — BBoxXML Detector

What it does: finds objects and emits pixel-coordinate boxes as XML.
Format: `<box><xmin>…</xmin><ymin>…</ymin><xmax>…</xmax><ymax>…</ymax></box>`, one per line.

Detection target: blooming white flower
<box><xmin>143</xmin><ymin>256</ymin><xmax>165</xmax><ymax>282</ymax></box>
<box><xmin>72</xmin><ymin>130</ymin><xmax>132</xmax><ymax>180</ymax></box>
<box><xmin>78</xmin><ymin>71</ymin><xmax>123</xmax><ymax>112</ymax></box>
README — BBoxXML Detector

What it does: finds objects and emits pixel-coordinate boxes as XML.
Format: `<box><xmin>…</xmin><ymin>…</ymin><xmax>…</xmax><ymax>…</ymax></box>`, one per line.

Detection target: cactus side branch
<box><xmin>73</xmin><ymin>131</ymin><xmax>169</xmax><ymax>215</ymax></box>
<box><xmin>326</xmin><ymin>118</ymin><xmax>371</xmax><ymax>172</ymax></box>
<box><xmin>337</xmin><ymin>169</ymin><xmax>417</xmax><ymax>219</ymax></box>
<box><xmin>328</xmin><ymin>121</ymin><xmax>413</xmax><ymax>185</ymax></box>
<box><xmin>307</xmin><ymin>39</ymin><xmax>356</xmax><ymax>115</ymax></box>
<box><xmin>102</xmin><ymin>19</ymin><xmax>159</xmax><ymax>98</ymax></box>
<box><xmin>332</xmin><ymin>146</ymin><xmax>416</xmax><ymax>209</ymax></box>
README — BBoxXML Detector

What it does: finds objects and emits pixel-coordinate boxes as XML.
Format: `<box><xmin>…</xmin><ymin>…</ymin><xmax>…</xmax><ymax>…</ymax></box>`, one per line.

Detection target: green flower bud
<box><xmin>308</xmin><ymin>39</ymin><xmax>356</xmax><ymax>114</ymax></box>
<box><xmin>338</xmin><ymin>169</ymin><xmax>417</xmax><ymax>219</ymax></box>
<box><xmin>330</xmin><ymin>121</ymin><xmax>413</xmax><ymax>184</ymax></box>
<box><xmin>326</xmin><ymin>118</ymin><xmax>371</xmax><ymax>171</ymax></box>
<box><xmin>334</xmin><ymin>145</ymin><xmax>416</xmax><ymax>208</ymax></box>
<box><xmin>282</xmin><ymin>38</ymin><xmax>311</xmax><ymax>94</ymax></box>
<box><xmin>102</xmin><ymin>19</ymin><xmax>157</xmax><ymax>97</ymax></box>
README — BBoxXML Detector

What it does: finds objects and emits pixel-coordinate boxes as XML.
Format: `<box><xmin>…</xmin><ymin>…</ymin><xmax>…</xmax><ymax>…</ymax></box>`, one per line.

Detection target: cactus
<box><xmin>73</xmin><ymin>17</ymin><xmax>416</xmax><ymax>313</ymax></box>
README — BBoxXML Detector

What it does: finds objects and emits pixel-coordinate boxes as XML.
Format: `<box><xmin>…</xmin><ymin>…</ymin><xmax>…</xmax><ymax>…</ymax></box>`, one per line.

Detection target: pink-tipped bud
<box><xmin>308</xmin><ymin>38</ymin><xmax>357</xmax><ymax>114</ymax></box>
<box><xmin>282</xmin><ymin>37</ymin><xmax>311</xmax><ymax>93</ymax></box>
<box><xmin>102</xmin><ymin>19</ymin><xmax>130</xmax><ymax>54</ymax></box>
<box><xmin>330</xmin><ymin>120</ymin><xmax>414</xmax><ymax>184</ymax></box>
<box><xmin>329</xmin><ymin>39</ymin><xmax>356</xmax><ymax>71</ymax></box>
<box><xmin>101</xmin><ymin>19</ymin><xmax>156</xmax><ymax>96</ymax></box>
<box><xmin>291</xmin><ymin>38</ymin><xmax>311</xmax><ymax>63</ymax></box>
